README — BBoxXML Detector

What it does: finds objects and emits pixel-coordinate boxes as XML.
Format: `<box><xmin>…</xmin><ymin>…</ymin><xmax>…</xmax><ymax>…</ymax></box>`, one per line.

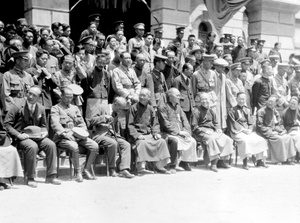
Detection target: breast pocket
<box><xmin>10</xmin><ymin>80</ymin><xmax>21</xmax><ymax>91</ymax></box>
<box><xmin>60</xmin><ymin>116</ymin><xmax>68</xmax><ymax>125</ymax></box>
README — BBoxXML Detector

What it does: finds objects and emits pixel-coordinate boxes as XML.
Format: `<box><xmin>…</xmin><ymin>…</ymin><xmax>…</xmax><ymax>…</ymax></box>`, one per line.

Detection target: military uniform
<box><xmin>1</xmin><ymin>67</ymin><xmax>34</xmax><ymax>112</ymax></box>
<box><xmin>50</xmin><ymin>102</ymin><xmax>98</xmax><ymax>175</ymax></box>
<box><xmin>151</xmin><ymin>68</ymin><xmax>168</xmax><ymax>108</ymax></box>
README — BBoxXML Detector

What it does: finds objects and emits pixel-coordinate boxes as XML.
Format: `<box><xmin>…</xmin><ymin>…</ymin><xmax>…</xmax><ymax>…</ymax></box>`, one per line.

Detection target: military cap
<box><xmin>144</xmin><ymin>32</ymin><xmax>154</xmax><ymax>38</ymax></box>
<box><xmin>257</xmin><ymin>40</ymin><xmax>266</xmax><ymax>46</ymax></box>
<box><xmin>246</xmin><ymin>45</ymin><xmax>257</xmax><ymax>52</ymax></box>
<box><xmin>133</xmin><ymin>23</ymin><xmax>145</xmax><ymax>30</ymax></box>
<box><xmin>202</xmin><ymin>54</ymin><xmax>215</xmax><ymax>60</ymax></box>
<box><xmin>239</xmin><ymin>57</ymin><xmax>252</xmax><ymax>64</ymax></box>
<box><xmin>4</xmin><ymin>24</ymin><xmax>16</xmax><ymax>32</ymax></box>
<box><xmin>16</xmin><ymin>18</ymin><xmax>28</xmax><ymax>25</ymax></box>
<box><xmin>230</xmin><ymin>62</ymin><xmax>242</xmax><ymax>70</ymax></box>
<box><xmin>176</xmin><ymin>26</ymin><xmax>185</xmax><ymax>33</ymax></box>
<box><xmin>269</xmin><ymin>54</ymin><xmax>280</xmax><ymax>60</ymax></box>
<box><xmin>250</xmin><ymin>38</ymin><xmax>258</xmax><ymax>45</ymax></box>
<box><xmin>88</xmin><ymin>13</ymin><xmax>101</xmax><ymax>21</ymax></box>
<box><xmin>113</xmin><ymin>20</ymin><xmax>124</xmax><ymax>28</ymax></box>
<box><xmin>72</xmin><ymin>127</ymin><xmax>89</xmax><ymax>140</ymax></box>
<box><xmin>79</xmin><ymin>35</ymin><xmax>94</xmax><ymax>45</ymax></box>
<box><xmin>214</xmin><ymin>58</ymin><xmax>229</xmax><ymax>67</ymax></box>
<box><xmin>68</xmin><ymin>84</ymin><xmax>84</xmax><ymax>96</ymax></box>
<box><xmin>277</xmin><ymin>63</ymin><xmax>290</xmax><ymax>69</ymax></box>
<box><xmin>154</xmin><ymin>54</ymin><xmax>168</xmax><ymax>61</ymax></box>
<box><xmin>12</xmin><ymin>50</ymin><xmax>29</xmax><ymax>59</ymax></box>
<box><xmin>260</xmin><ymin>59</ymin><xmax>271</xmax><ymax>66</ymax></box>
<box><xmin>63</xmin><ymin>55</ymin><xmax>75</xmax><ymax>63</ymax></box>
<box><xmin>153</xmin><ymin>26</ymin><xmax>163</xmax><ymax>33</ymax></box>
<box><xmin>224</xmin><ymin>33</ymin><xmax>232</xmax><ymax>39</ymax></box>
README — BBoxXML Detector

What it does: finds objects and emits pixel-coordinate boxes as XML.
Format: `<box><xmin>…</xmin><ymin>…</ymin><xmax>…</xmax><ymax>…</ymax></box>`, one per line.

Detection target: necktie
<box><xmin>30</xmin><ymin>104</ymin><xmax>34</xmax><ymax>116</ymax></box>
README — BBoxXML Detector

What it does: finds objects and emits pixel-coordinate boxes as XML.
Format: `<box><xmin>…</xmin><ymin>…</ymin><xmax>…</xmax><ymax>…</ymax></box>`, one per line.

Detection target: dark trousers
<box><xmin>167</xmin><ymin>136</ymin><xmax>178</xmax><ymax>168</ymax></box>
<box><xmin>18</xmin><ymin>138</ymin><xmax>57</xmax><ymax>178</ymax></box>
<box><xmin>58</xmin><ymin>138</ymin><xmax>98</xmax><ymax>173</ymax></box>
<box><xmin>93</xmin><ymin>135</ymin><xmax>131</xmax><ymax>170</ymax></box>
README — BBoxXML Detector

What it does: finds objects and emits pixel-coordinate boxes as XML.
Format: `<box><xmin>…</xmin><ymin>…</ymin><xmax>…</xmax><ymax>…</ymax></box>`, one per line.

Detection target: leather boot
<box><xmin>70</xmin><ymin>151</ymin><xmax>83</xmax><ymax>182</ymax></box>
<box><xmin>243</xmin><ymin>158</ymin><xmax>249</xmax><ymax>170</ymax></box>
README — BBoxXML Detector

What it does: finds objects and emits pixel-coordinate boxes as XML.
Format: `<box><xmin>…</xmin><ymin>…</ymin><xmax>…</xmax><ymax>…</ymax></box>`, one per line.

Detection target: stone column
<box><xmin>246</xmin><ymin>0</ymin><xmax>300</xmax><ymax>62</ymax></box>
<box><xmin>151</xmin><ymin>0</ymin><xmax>191</xmax><ymax>47</ymax></box>
<box><xmin>24</xmin><ymin>0</ymin><xmax>69</xmax><ymax>28</ymax></box>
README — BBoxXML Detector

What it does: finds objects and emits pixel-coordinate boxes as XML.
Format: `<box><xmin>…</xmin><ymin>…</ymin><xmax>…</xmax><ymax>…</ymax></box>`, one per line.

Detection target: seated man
<box><xmin>256</xmin><ymin>95</ymin><xmax>296</xmax><ymax>164</ymax></box>
<box><xmin>192</xmin><ymin>92</ymin><xmax>234</xmax><ymax>172</ymax></box>
<box><xmin>51</xmin><ymin>87</ymin><xmax>98</xmax><ymax>182</ymax></box>
<box><xmin>89</xmin><ymin>96</ymin><xmax>134</xmax><ymax>178</ymax></box>
<box><xmin>281</xmin><ymin>96</ymin><xmax>300</xmax><ymax>158</ymax></box>
<box><xmin>4</xmin><ymin>85</ymin><xmax>61</xmax><ymax>187</ymax></box>
<box><xmin>228</xmin><ymin>92</ymin><xmax>269</xmax><ymax>169</ymax></box>
<box><xmin>128</xmin><ymin>88</ymin><xmax>171</xmax><ymax>174</ymax></box>
<box><xmin>157</xmin><ymin>88</ymin><xmax>198</xmax><ymax>174</ymax></box>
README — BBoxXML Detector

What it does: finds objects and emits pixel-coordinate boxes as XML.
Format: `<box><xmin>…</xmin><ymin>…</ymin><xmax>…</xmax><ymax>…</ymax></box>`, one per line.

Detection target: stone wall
<box><xmin>24</xmin><ymin>0</ymin><xmax>69</xmax><ymax>29</ymax></box>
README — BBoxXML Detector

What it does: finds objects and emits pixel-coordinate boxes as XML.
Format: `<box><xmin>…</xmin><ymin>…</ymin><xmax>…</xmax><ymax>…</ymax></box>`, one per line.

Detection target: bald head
<box><xmin>136</xmin><ymin>53</ymin><xmax>146</xmax><ymax>68</ymax></box>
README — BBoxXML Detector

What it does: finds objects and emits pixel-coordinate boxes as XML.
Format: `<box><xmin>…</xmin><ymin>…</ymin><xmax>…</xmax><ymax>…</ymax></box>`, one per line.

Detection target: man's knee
<box><xmin>59</xmin><ymin>140</ymin><xmax>79</xmax><ymax>152</ymax></box>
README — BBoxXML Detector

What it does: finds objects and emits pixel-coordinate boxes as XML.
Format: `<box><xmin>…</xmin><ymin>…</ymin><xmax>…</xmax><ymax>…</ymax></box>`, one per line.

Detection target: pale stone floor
<box><xmin>1</xmin><ymin>160</ymin><xmax>300</xmax><ymax>223</ymax></box>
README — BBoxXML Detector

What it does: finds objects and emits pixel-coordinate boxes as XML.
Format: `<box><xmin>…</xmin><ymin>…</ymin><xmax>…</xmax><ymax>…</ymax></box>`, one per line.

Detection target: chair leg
<box><xmin>8</xmin><ymin>177</ymin><xmax>14</xmax><ymax>186</ymax></box>
<box><xmin>105</xmin><ymin>155</ymin><xmax>109</xmax><ymax>177</ymax></box>
<box><xmin>69</xmin><ymin>156</ymin><xmax>73</xmax><ymax>180</ymax></box>
<box><xmin>22</xmin><ymin>150</ymin><xmax>27</xmax><ymax>185</ymax></box>
<box><xmin>56</xmin><ymin>148</ymin><xmax>60</xmax><ymax>178</ymax></box>
<box><xmin>235</xmin><ymin>146</ymin><xmax>238</xmax><ymax>167</ymax></box>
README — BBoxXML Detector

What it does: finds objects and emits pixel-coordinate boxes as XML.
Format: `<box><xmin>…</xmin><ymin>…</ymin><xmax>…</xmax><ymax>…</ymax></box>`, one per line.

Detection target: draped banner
<box><xmin>203</xmin><ymin>0</ymin><xmax>251</xmax><ymax>32</ymax></box>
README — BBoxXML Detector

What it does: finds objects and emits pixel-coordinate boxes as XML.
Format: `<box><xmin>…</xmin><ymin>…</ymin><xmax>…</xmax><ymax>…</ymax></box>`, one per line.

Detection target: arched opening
<box><xmin>198</xmin><ymin>21</ymin><xmax>212</xmax><ymax>44</ymax></box>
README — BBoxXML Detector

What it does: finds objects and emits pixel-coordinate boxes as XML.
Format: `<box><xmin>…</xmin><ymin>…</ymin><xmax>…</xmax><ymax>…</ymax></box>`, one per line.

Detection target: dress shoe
<box><xmin>75</xmin><ymin>173</ymin><xmax>83</xmax><ymax>183</ymax></box>
<box><xmin>156</xmin><ymin>168</ymin><xmax>171</xmax><ymax>174</ymax></box>
<box><xmin>137</xmin><ymin>169</ymin><xmax>154</xmax><ymax>176</ymax></box>
<box><xmin>169</xmin><ymin>168</ymin><xmax>177</xmax><ymax>174</ymax></box>
<box><xmin>45</xmin><ymin>177</ymin><xmax>61</xmax><ymax>185</ymax></box>
<box><xmin>119</xmin><ymin>170</ymin><xmax>135</xmax><ymax>179</ymax></box>
<box><xmin>82</xmin><ymin>169</ymin><xmax>96</xmax><ymax>180</ymax></box>
<box><xmin>217</xmin><ymin>160</ymin><xmax>231</xmax><ymax>169</ymax></box>
<box><xmin>0</xmin><ymin>182</ymin><xmax>11</xmax><ymax>189</ymax></box>
<box><xmin>210</xmin><ymin>165</ymin><xmax>218</xmax><ymax>172</ymax></box>
<box><xmin>27</xmin><ymin>178</ymin><xmax>37</xmax><ymax>188</ymax></box>
<box><xmin>179</xmin><ymin>161</ymin><xmax>192</xmax><ymax>171</ymax></box>
<box><xmin>256</xmin><ymin>159</ymin><xmax>269</xmax><ymax>168</ymax></box>
<box><xmin>109</xmin><ymin>169</ymin><xmax>117</xmax><ymax>177</ymax></box>
<box><xmin>282</xmin><ymin>160</ymin><xmax>295</xmax><ymax>165</ymax></box>
<box><xmin>0</xmin><ymin>186</ymin><xmax>4</xmax><ymax>191</ymax></box>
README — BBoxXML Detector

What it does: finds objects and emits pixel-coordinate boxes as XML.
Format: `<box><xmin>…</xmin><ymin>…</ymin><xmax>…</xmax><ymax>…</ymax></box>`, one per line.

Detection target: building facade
<box><xmin>22</xmin><ymin>0</ymin><xmax>300</xmax><ymax>62</ymax></box>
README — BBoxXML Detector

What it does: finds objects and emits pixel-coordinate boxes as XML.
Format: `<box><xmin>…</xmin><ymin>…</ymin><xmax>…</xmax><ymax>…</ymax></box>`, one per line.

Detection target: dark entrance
<box><xmin>0</xmin><ymin>0</ymin><xmax>24</xmax><ymax>25</ymax></box>
<box><xmin>69</xmin><ymin>0</ymin><xmax>151</xmax><ymax>44</ymax></box>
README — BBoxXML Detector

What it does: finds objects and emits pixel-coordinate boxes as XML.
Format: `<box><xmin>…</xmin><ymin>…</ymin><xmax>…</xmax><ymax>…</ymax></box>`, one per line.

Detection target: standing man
<box><xmin>288</xmin><ymin>65</ymin><xmax>300</xmax><ymax>100</ymax></box>
<box><xmin>158</xmin><ymin>88</ymin><xmax>198</xmax><ymax>174</ymax></box>
<box><xmin>132</xmin><ymin>53</ymin><xmax>156</xmax><ymax>107</ymax></box>
<box><xmin>4</xmin><ymin>86</ymin><xmax>60</xmax><ymax>187</ymax></box>
<box><xmin>173</xmin><ymin>27</ymin><xmax>186</xmax><ymax>50</ymax></box>
<box><xmin>1</xmin><ymin>51</ymin><xmax>34</xmax><ymax>113</ymax></box>
<box><xmin>163</xmin><ymin>50</ymin><xmax>180</xmax><ymax>90</ymax></box>
<box><xmin>51</xmin><ymin>87</ymin><xmax>99</xmax><ymax>182</ymax></box>
<box><xmin>231</xmin><ymin>36</ymin><xmax>247</xmax><ymax>63</ymax></box>
<box><xmin>152</xmin><ymin>54</ymin><xmax>168</xmax><ymax>108</ymax></box>
<box><xmin>128</xmin><ymin>23</ymin><xmax>145</xmax><ymax>53</ymax></box>
<box><xmin>213</xmin><ymin>58</ymin><xmax>228</xmax><ymax>130</ymax></box>
<box><xmin>192</xmin><ymin>54</ymin><xmax>218</xmax><ymax>114</ymax></box>
<box><xmin>252</xmin><ymin>62</ymin><xmax>277</xmax><ymax>113</ymax></box>
<box><xmin>180</xmin><ymin>34</ymin><xmax>197</xmax><ymax>66</ymax></box>
<box><xmin>256</xmin><ymin>40</ymin><xmax>268</xmax><ymax>63</ymax></box>
<box><xmin>269</xmin><ymin>42</ymin><xmax>282</xmax><ymax>63</ymax></box>
<box><xmin>111</xmin><ymin>51</ymin><xmax>141</xmax><ymax>105</ymax></box>
<box><xmin>172</xmin><ymin>63</ymin><xmax>195</xmax><ymax>123</ymax></box>
<box><xmin>82</xmin><ymin>54</ymin><xmax>111</xmax><ymax>122</ymax></box>
<box><xmin>273</xmin><ymin>63</ymin><xmax>290</xmax><ymax>114</ymax></box>
<box><xmin>141</xmin><ymin>32</ymin><xmax>155</xmax><ymax>72</ymax></box>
